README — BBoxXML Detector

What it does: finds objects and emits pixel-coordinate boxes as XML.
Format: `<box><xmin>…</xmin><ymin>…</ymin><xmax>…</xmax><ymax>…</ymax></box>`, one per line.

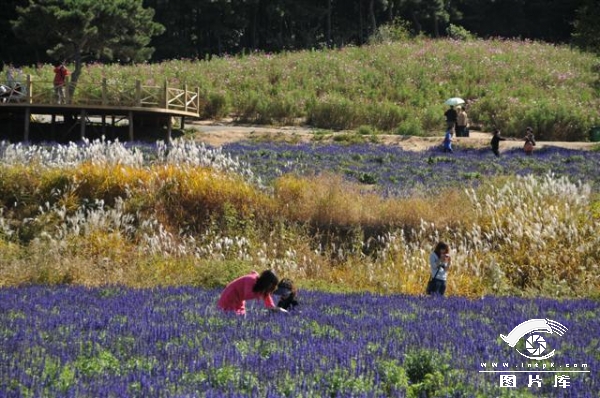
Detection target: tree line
<box><xmin>0</xmin><ymin>0</ymin><xmax>598</xmax><ymax>69</ymax></box>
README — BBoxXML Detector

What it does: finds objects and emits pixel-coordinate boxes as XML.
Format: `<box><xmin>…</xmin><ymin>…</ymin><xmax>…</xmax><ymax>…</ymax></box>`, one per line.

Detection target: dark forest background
<box><xmin>0</xmin><ymin>0</ymin><xmax>594</xmax><ymax>66</ymax></box>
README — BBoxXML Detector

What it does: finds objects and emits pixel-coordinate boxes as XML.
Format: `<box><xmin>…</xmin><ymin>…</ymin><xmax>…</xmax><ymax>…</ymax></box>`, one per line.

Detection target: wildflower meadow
<box><xmin>1</xmin><ymin>286</ymin><xmax>598</xmax><ymax>397</ymax></box>
<box><xmin>18</xmin><ymin>38</ymin><xmax>600</xmax><ymax>139</ymax></box>
<box><xmin>2</xmin><ymin>36</ymin><xmax>600</xmax><ymax>397</ymax></box>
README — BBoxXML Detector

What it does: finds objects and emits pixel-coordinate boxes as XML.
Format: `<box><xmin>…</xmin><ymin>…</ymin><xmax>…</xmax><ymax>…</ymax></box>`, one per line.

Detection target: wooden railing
<box><xmin>7</xmin><ymin>75</ymin><xmax>201</xmax><ymax>115</ymax></box>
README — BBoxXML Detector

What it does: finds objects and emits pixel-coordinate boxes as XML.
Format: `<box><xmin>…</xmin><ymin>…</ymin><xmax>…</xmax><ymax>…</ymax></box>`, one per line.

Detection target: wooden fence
<box><xmin>14</xmin><ymin>75</ymin><xmax>201</xmax><ymax>116</ymax></box>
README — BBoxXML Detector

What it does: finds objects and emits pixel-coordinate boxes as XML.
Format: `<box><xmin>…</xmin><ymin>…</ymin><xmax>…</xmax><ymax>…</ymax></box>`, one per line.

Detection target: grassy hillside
<box><xmin>21</xmin><ymin>38</ymin><xmax>600</xmax><ymax>139</ymax></box>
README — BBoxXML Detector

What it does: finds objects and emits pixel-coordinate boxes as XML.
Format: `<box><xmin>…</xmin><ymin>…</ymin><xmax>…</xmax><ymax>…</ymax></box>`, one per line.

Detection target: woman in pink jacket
<box><xmin>217</xmin><ymin>270</ymin><xmax>287</xmax><ymax>315</ymax></box>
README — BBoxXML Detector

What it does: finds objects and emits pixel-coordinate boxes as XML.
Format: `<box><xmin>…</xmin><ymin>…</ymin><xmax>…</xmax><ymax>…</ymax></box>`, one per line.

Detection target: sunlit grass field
<box><xmin>0</xmin><ymin>139</ymin><xmax>598</xmax><ymax>298</ymax></box>
<box><xmin>18</xmin><ymin>38</ymin><xmax>600</xmax><ymax>139</ymax></box>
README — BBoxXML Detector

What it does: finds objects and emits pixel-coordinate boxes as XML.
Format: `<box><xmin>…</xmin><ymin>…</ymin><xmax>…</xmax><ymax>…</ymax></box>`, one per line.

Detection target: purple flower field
<box><xmin>1</xmin><ymin>286</ymin><xmax>598</xmax><ymax>397</ymax></box>
<box><xmin>221</xmin><ymin>142</ymin><xmax>600</xmax><ymax>195</ymax></box>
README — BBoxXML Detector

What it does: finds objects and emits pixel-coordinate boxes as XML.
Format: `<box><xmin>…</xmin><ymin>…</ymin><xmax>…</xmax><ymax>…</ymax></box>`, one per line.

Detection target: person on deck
<box><xmin>53</xmin><ymin>61</ymin><xmax>69</xmax><ymax>104</ymax></box>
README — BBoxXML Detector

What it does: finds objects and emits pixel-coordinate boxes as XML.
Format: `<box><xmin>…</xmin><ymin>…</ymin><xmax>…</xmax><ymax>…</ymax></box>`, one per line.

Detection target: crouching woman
<box><xmin>217</xmin><ymin>270</ymin><xmax>288</xmax><ymax>315</ymax></box>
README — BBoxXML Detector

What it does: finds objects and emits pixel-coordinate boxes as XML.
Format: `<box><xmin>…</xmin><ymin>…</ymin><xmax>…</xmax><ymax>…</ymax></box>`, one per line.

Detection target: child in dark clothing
<box><xmin>490</xmin><ymin>129</ymin><xmax>506</xmax><ymax>157</ymax></box>
<box><xmin>524</xmin><ymin>127</ymin><xmax>536</xmax><ymax>155</ymax></box>
<box><xmin>274</xmin><ymin>278</ymin><xmax>299</xmax><ymax>310</ymax></box>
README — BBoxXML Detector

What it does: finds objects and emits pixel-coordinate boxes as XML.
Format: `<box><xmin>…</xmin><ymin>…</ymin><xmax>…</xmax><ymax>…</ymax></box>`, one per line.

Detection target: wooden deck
<box><xmin>0</xmin><ymin>76</ymin><xmax>202</xmax><ymax>142</ymax></box>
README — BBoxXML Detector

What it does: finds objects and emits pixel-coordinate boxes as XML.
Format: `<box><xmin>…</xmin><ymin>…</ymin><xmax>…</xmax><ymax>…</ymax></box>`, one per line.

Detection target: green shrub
<box><xmin>404</xmin><ymin>350</ymin><xmax>448</xmax><ymax>398</ymax></box>
<box><xmin>306</xmin><ymin>96</ymin><xmax>363</xmax><ymax>130</ymax></box>
<box><xmin>447</xmin><ymin>24</ymin><xmax>475</xmax><ymax>41</ymax></box>
<box><xmin>395</xmin><ymin>119</ymin><xmax>424</xmax><ymax>136</ymax></box>
<box><xmin>369</xmin><ymin>18</ymin><xmax>412</xmax><ymax>44</ymax></box>
<box><xmin>203</xmin><ymin>91</ymin><xmax>229</xmax><ymax>119</ymax></box>
<box><xmin>357</xmin><ymin>125</ymin><xmax>375</xmax><ymax>135</ymax></box>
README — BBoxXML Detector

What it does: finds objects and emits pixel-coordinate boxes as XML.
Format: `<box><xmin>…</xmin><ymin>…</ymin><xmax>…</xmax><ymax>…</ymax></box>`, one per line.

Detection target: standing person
<box><xmin>427</xmin><ymin>242</ymin><xmax>451</xmax><ymax>296</ymax></box>
<box><xmin>6</xmin><ymin>64</ymin><xmax>16</xmax><ymax>88</ymax></box>
<box><xmin>456</xmin><ymin>106</ymin><xmax>469</xmax><ymax>137</ymax></box>
<box><xmin>53</xmin><ymin>61</ymin><xmax>69</xmax><ymax>104</ymax></box>
<box><xmin>524</xmin><ymin>127</ymin><xmax>536</xmax><ymax>156</ymax></box>
<box><xmin>217</xmin><ymin>270</ymin><xmax>287</xmax><ymax>315</ymax></box>
<box><xmin>444</xmin><ymin>105</ymin><xmax>458</xmax><ymax>130</ymax></box>
<box><xmin>274</xmin><ymin>278</ymin><xmax>299</xmax><ymax>311</ymax></box>
<box><xmin>490</xmin><ymin>129</ymin><xmax>505</xmax><ymax>157</ymax></box>
<box><xmin>443</xmin><ymin>127</ymin><xmax>454</xmax><ymax>153</ymax></box>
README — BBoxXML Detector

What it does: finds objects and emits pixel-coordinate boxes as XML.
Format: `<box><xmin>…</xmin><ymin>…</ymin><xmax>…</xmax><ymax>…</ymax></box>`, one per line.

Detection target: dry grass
<box><xmin>0</xmin><ymin>163</ymin><xmax>598</xmax><ymax>298</ymax></box>
<box><xmin>274</xmin><ymin>173</ymin><xmax>474</xmax><ymax>231</ymax></box>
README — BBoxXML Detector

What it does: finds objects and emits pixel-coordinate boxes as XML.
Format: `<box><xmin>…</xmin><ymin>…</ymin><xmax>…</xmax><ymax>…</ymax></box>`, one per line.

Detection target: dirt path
<box><xmin>187</xmin><ymin>120</ymin><xmax>597</xmax><ymax>151</ymax></box>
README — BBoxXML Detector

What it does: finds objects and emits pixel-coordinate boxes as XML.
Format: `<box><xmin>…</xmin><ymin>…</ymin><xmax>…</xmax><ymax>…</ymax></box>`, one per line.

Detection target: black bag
<box><xmin>426</xmin><ymin>267</ymin><xmax>441</xmax><ymax>295</ymax></box>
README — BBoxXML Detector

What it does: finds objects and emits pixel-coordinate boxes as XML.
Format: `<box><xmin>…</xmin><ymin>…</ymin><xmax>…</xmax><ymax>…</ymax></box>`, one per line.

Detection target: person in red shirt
<box><xmin>217</xmin><ymin>270</ymin><xmax>287</xmax><ymax>315</ymax></box>
<box><xmin>53</xmin><ymin>61</ymin><xmax>69</xmax><ymax>104</ymax></box>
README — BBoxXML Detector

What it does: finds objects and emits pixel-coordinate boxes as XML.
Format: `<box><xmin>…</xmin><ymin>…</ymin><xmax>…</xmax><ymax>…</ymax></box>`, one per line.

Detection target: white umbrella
<box><xmin>445</xmin><ymin>97</ymin><xmax>465</xmax><ymax>106</ymax></box>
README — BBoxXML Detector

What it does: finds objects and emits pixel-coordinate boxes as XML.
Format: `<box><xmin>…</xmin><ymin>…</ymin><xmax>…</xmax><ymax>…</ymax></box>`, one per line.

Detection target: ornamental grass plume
<box><xmin>274</xmin><ymin>173</ymin><xmax>471</xmax><ymax>231</ymax></box>
<box><xmin>463</xmin><ymin>173</ymin><xmax>600</xmax><ymax>294</ymax></box>
<box><xmin>0</xmin><ymin>139</ymin><xmax>599</xmax><ymax>296</ymax></box>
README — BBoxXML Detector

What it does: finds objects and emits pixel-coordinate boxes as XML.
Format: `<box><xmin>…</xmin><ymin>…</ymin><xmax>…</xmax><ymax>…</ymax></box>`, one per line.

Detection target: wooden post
<box><xmin>128</xmin><ymin>111</ymin><xmax>134</xmax><ymax>141</ymax></box>
<box><xmin>80</xmin><ymin>109</ymin><xmax>86</xmax><ymax>140</ymax></box>
<box><xmin>51</xmin><ymin>114</ymin><xmax>56</xmax><ymax>138</ymax></box>
<box><xmin>196</xmin><ymin>87</ymin><xmax>200</xmax><ymax>115</ymax></box>
<box><xmin>24</xmin><ymin>107</ymin><xmax>30</xmax><ymax>142</ymax></box>
<box><xmin>184</xmin><ymin>84</ymin><xmax>189</xmax><ymax>112</ymax></box>
<box><xmin>102</xmin><ymin>78</ymin><xmax>108</xmax><ymax>105</ymax></box>
<box><xmin>162</xmin><ymin>80</ymin><xmax>168</xmax><ymax>109</ymax></box>
<box><xmin>101</xmin><ymin>115</ymin><xmax>106</xmax><ymax>136</ymax></box>
<box><xmin>65</xmin><ymin>76</ymin><xmax>70</xmax><ymax>104</ymax></box>
<box><xmin>26</xmin><ymin>75</ymin><xmax>33</xmax><ymax>104</ymax></box>
<box><xmin>135</xmin><ymin>80</ymin><xmax>142</xmax><ymax>107</ymax></box>
<box><xmin>167</xmin><ymin>114</ymin><xmax>172</xmax><ymax>144</ymax></box>
<box><xmin>180</xmin><ymin>116</ymin><xmax>185</xmax><ymax>130</ymax></box>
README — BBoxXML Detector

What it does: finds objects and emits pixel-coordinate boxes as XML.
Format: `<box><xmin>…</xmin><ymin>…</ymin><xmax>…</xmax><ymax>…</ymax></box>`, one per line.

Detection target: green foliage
<box><xmin>74</xmin><ymin>349</ymin><xmax>121</xmax><ymax>377</ymax></box>
<box><xmin>448</xmin><ymin>24</ymin><xmax>475</xmax><ymax>41</ymax></box>
<box><xmin>357</xmin><ymin>125</ymin><xmax>375</xmax><ymax>135</ymax></box>
<box><xmin>12</xmin><ymin>0</ymin><xmax>164</xmax><ymax>63</ymax></box>
<box><xmin>321</xmin><ymin>368</ymin><xmax>375</xmax><ymax>397</ymax></box>
<box><xmin>306</xmin><ymin>95</ymin><xmax>362</xmax><ymax>130</ymax></box>
<box><xmin>404</xmin><ymin>350</ymin><xmax>449</xmax><ymax>398</ymax></box>
<box><xmin>203</xmin><ymin>92</ymin><xmax>229</xmax><ymax>119</ymax></box>
<box><xmin>376</xmin><ymin>359</ymin><xmax>409</xmax><ymax>395</ymax></box>
<box><xmin>572</xmin><ymin>0</ymin><xmax>600</xmax><ymax>54</ymax></box>
<box><xmin>357</xmin><ymin>172</ymin><xmax>378</xmax><ymax>185</ymax></box>
<box><xmin>395</xmin><ymin>119</ymin><xmax>425</xmax><ymax>136</ymax></box>
<box><xmin>369</xmin><ymin>18</ymin><xmax>412</xmax><ymax>44</ymax></box>
<box><xmin>11</xmin><ymin>0</ymin><xmax>164</xmax><ymax>98</ymax></box>
<box><xmin>206</xmin><ymin>365</ymin><xmax>259</xmax><ymax>393</ymax></box>
<box><xmin>17</xmin><ymin>38</ymin><xmax>594</xmax><ymax>139</ymax></box>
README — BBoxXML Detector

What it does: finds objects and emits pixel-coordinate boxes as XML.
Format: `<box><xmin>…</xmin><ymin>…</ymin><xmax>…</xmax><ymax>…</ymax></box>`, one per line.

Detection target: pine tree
<box><xmin>12</xmin><ymin>0</ymin><xmax>164</xmax><ymax>95</ymax></box>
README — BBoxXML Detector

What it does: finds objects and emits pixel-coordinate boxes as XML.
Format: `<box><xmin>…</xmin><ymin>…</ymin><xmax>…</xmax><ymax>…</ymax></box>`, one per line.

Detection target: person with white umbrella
<box><xmin>444</xmin><ymin>97</ymin><xmax>465</xmax><ymax>130</ymax></box>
